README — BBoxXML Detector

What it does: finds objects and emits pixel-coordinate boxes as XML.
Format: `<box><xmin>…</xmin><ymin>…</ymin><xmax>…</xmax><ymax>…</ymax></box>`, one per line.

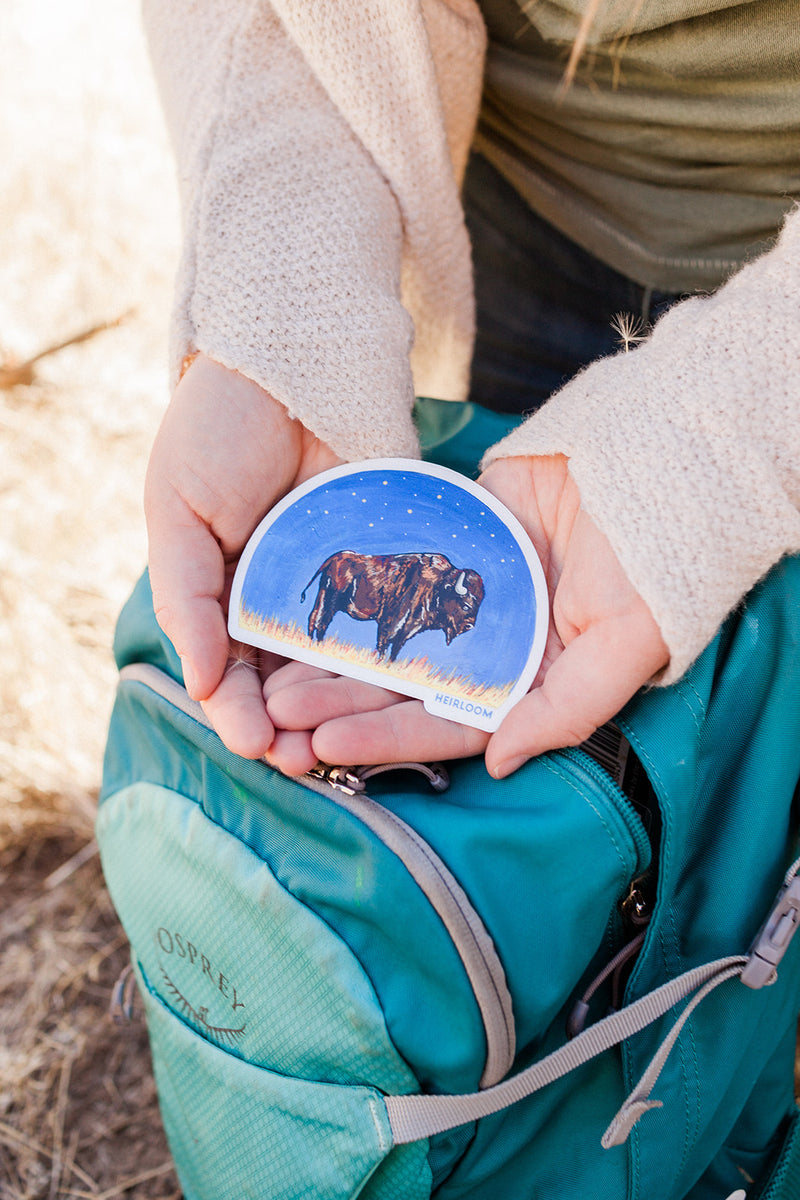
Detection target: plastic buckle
<box><xmin>741</xmin><ymin>874</ymin><xmax>800</xmax><ymax>989</ymax></box>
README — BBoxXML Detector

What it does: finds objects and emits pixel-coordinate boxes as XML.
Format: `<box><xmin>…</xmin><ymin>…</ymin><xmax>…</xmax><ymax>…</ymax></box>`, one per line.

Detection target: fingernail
<box><xmin>493</xmin><ymin>754</ymin><xmax>528</xmax><ymax>780</ymax></box>
<box><xmin>181</xmin><ymin>658</ymin><xmax>197</xmax><ymax>696</ymax></box>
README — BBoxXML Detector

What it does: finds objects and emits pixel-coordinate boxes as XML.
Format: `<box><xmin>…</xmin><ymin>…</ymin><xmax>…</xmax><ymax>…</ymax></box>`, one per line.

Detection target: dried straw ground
<box><xmin>1</xmin><ymin>2</ymin><xmax>181</xmax><ymax>1194</ymax></box>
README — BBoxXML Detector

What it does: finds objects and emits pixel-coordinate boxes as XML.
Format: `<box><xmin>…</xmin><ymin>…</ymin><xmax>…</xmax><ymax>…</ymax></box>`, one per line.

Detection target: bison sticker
<box><xmin>301</xmin><ymin>550</ymin><xmax>485</xmax><ymax>661</ymax></box>
<box><xmin>228</xmin><ymin>459</ymin><xmax>547</xmax><ymax>732</ymax></box>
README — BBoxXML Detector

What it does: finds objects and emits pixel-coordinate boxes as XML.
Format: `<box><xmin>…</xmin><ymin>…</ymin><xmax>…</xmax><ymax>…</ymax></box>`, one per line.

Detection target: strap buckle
<box><xmin>741</xmin><ymin>870</ymin><xmax>800</xmax><ymax>989</ymax></box>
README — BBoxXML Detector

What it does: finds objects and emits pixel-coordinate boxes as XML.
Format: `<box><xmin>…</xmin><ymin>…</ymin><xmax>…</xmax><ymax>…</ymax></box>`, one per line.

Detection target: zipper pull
<box><xmin>620</xmin><ymin>882</ymin><xmax>652</xmax><ymax>928</ymax></box>
<box><xmin>307</xmin><ymin>761</ymin><xmax>450</xmax><ymax>795</ymax></box>
<box><xmin>566</xmin><ymin>929</ymin><xmax>648</xmax><ymax>1038</ymax></box>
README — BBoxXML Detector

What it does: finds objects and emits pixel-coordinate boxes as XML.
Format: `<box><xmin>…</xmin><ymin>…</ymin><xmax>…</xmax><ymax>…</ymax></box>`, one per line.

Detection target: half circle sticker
<box><xmin>229</xmin><ymin>459</ymin><xmax>548</xmax><ymax>732</ymax></box>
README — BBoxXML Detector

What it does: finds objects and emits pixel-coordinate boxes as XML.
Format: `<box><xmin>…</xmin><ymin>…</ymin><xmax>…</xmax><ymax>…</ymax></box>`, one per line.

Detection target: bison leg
<box><xmin>307</xmin><ymin>581</ymin><xmax>340</xmax><ymax>642</ymax></box>
<box><xmin>388</xmin><ymin>634</ymin><xmax>408</xmax><ymax>662</ymax></box>
<box><xmin>375</xmin><ymin>626</ymin><xmax>393</xmax><ymax>659</ymax></box>
<box><xmin>383</xmin><ymin>618</ymin><xmax>419</xmax><ymax>662</ymax></box>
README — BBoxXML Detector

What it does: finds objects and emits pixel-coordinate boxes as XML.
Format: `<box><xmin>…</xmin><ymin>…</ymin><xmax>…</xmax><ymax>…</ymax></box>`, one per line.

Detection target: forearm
<box><xmin>483</xmin><ymin>208</ymin><xmax>800</xmax><ymax>683</ymax></box>
<box><xmin>143</xmin><ymin>0</ymin><xmax>419</xmax><ymax>461</ymax></box>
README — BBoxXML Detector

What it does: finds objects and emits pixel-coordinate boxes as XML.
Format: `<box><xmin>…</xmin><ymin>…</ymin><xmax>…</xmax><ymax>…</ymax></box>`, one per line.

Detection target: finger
<box><xmin>478</xmin><ymin>455</ymin><xmax>575</xmax><ymax>583</ymax></box>
<box><xmin>486</xmin><ymin>617</ymin><xmax>668</xmax><ymax>778</ymax></box>
<box><xmin>262</xmin><ymin>659</ymin><xmax>338</xmax><ymax>700</ymax></box>
<box><xmin>146</xmin><ymin>482</ymin><xmax>229</xmax><ymax>700</ymax></box>
<box><xmin>267</xmin><ymin>674</ymin><xmax>404</xmax><ymax>730</ymax></box>
<box><xmin>200</xmin><ymin>650</ymin><xmax>275</xmax><ymax>759</ymax></box>
<box><xmin>312</xmin><ymin>700</ymin><xmax>489</xmax><ymax>766</ymax></box>
<box><xmin>265</xmin><ymin>728</ymin><xmax>319</xmax><ymax>777</ymax></box>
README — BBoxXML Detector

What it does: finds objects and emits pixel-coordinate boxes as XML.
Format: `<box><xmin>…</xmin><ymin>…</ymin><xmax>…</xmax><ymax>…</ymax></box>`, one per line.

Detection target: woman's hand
<box><xmin>479</xmin><ymin>455</ymin><xmax>669</xmax><ymax>776</ymax></box>
<box><xmin>144</xmin><ymin>353</ymin><xmax>340</xmax><ymax>758</ymax></box>
<box><xmin>264</xmin><ymin>454</ymin><xmax>669</xmax><ymax>777</ymax></box>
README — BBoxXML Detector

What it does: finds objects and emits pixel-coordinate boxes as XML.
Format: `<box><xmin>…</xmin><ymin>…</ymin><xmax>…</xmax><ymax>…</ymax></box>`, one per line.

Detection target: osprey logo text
<box><xmin>156</xmin><ymin>926</ymin><xmax>246</xmax><ymax>1046</ymax></box>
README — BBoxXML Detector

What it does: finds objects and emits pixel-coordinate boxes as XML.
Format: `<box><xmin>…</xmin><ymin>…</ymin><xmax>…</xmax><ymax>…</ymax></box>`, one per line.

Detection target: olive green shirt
<box><xmin>476</xmin><ymin>0</ymin><xmax>800</xmax><ymax>289</ymax></box>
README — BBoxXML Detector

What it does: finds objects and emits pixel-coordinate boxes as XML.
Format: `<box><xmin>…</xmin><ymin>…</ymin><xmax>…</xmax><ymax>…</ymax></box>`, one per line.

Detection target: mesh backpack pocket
<box><xmin>97</xmin><ymin>781</ymin><xmax>431</xmax><ymax>1200</ymax></box>
<box><xmin>135</xmin><ymin>964</ymin><xmax>407</xmax><ymax>1200</ymax></box>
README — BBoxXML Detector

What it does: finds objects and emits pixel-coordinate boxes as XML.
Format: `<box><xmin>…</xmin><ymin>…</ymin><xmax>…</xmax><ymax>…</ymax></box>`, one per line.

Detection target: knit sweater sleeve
<box><xmin>142</xmin><ymin>0</ymin><xmax>419</xmax><ymax>460</ymax></box>
<box><xmin>482</xmin><ymin>208</ymin><xmax>800</xmax><ymax>684</ymax></box>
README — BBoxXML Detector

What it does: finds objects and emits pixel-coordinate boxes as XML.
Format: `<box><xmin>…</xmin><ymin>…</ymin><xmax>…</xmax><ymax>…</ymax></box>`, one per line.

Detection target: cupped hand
<box><xmin>478</xmin><ymin>455</ymin><xmax>669</xmax><ymax>775</ymax></box>
<box><xmin>144</xmin><ymin>353</ymin><xmax>340</xmax><ymax>758</ymax></box>
<box><xmin>264</xmin><ymin>454</ymin><xmax>669</xmax><ymax>777</ymax></box>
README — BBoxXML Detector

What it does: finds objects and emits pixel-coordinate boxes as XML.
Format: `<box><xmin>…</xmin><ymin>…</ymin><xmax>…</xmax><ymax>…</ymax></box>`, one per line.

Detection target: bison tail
<box><xmin>300</xmin><ymin>565</ymin><xmax>324</xmax><ymax>604</ymax></box>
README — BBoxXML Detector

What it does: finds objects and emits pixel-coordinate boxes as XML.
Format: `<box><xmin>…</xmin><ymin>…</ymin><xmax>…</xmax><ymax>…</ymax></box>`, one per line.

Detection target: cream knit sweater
<box><xmin>143</xmin><ymin>0</ymin><xmax>800</xmax><ymax>684</ymax></box>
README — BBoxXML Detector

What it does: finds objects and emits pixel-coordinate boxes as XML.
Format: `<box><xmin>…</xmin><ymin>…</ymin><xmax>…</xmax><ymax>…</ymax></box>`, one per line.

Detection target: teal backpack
<box><xmin>98</xmin><ymin>401</ymin><xmax>800</xmax><ymax>1200</ymax></box>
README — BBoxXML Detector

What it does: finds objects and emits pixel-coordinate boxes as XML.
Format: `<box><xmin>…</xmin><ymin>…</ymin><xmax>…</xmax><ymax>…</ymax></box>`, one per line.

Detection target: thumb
<box><xmin>146</xmin><ymin>479</ymin><xmax>230</xmax><ymax>700</ymax></box>
<box><xmin>486</xmin><ymin>616</ymin><xmax>668</xmax><ymax>778</ymax></box>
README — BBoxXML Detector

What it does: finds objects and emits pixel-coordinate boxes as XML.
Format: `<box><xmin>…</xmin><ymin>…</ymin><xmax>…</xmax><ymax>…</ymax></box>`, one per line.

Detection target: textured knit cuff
<box><xmin>483</xmin><ymin>211</ymin><xmax>800</xmax><ymax>683</ymax></box>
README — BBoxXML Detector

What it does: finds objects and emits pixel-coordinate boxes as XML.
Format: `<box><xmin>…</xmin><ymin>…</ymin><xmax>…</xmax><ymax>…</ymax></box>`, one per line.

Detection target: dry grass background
<box><xmin>1</xmin><ymin>1</ymin><xmax>182</xmax><ymax>1194</ymax></box>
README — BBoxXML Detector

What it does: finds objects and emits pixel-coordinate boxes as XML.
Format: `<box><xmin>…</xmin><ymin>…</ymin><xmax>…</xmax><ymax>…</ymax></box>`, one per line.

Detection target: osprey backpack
<box><xmin>98</xmin><ymin>399</ymin><xmax>800</xmax><ymax>1200</ymax></box>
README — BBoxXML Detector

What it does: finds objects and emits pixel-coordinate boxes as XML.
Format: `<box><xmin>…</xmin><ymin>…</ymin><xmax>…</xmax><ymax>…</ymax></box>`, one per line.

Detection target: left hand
<box><xmin>264</xmin><ymin>455</ymin><xmax>669</xmax><ymax>778</ymax></box>
<box><xmin>144</xmin><ymin>354</ymin><xmax>340</xmax><ymax>760</ymax></box>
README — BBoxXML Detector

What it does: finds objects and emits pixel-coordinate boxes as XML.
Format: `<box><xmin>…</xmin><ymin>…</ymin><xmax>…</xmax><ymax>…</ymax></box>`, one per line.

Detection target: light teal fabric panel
<box><xmin>136</xmin><ymin>962</ymin><xmax>430</xmax><ymax>1200</ymax></box>
<box><xmin>97</xmin><ymin>782</ymin><xmax>419</xmax><ymax>1095</ymax></box>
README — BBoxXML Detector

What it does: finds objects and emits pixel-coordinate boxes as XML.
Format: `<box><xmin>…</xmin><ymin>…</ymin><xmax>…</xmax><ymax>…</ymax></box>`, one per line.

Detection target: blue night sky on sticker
<box><xmin>238</xmin><ymin>467</ymin><xmax>540</xmax><ymax>691</ymax></box>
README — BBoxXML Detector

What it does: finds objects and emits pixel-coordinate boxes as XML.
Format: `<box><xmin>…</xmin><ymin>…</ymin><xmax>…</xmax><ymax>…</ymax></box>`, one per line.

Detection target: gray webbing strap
<box><xmin>601</xmin><ymin>962</ymin><xmax>745</xmax><ymax>1146</ymax></box>
<box><xmin>385</xmin><ymin>955</ymin><xmax>747</xmax><ymax>1145</ymax></box>
<box><xmin>387</xmin><ymin>855</ymin><xmax>800</xmax><ymax>1144</ymax></box>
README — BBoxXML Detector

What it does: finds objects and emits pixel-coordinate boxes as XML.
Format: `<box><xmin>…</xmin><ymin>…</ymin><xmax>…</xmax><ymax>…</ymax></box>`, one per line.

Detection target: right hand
<box><xmin>144</xmin><ymin>354</ymin><xmax>340</xmax><ymax>758</ymax></box>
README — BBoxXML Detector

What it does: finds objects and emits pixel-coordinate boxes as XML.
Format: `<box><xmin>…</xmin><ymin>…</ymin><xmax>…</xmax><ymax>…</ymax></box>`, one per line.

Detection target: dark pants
<box><xmin>463</xmin><ymin>153</ymin><xmax>682</xmax><ymax>415</ymax></box>
<box><xmin>415</xmin><ymin>153</ymin><xmax>684</xmax><ymax>476</ymax></box>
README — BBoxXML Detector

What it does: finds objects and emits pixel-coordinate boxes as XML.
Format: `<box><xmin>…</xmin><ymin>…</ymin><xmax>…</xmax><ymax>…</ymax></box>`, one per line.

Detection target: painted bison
<box><xmin>300</xmin><ymin>550</ymin><xmax>485</xmax><ymax>661</ymax></box>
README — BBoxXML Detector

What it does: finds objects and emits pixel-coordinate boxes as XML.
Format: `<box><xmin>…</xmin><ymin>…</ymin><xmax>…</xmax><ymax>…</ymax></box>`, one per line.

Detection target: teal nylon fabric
<box><xmin>413</xmin><ymin>396</ymin><xmax>520</xmax><ymax>480</ymax></box>
<box><xmin>757</xmin><ymin>1107</ymin><xmax>800</xmax><ymax>1200</ymax></box>
<box><xmin>615</xmin><ymin>556</ymin><xmax>800</xmax><ymax>1200</ymax></box>
<box><xmin>99</xmin><ymin>398</ymin><xmax>800</xmax><ymax>1198</ymax></box>
<box><xmin>418</xmin><ymin>397</ymin><xmax>800</xmax><ymax>1198</ymax></box>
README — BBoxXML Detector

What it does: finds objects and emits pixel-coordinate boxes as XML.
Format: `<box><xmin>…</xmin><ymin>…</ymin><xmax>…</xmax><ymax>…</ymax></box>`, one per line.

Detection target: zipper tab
<box><xmin>620</xmin><ymin>882</ymin><xmax>652</xmax><ymax>929</ymax></box>
<box><xmin>306</xmin><ymin>764</ymin><xmax>363</xmax><ymax>795</ymax></box>
<box><xmin>307</xmin><ymin>761</ymin><xmax>450</xmax><ymax>795</ymax></box>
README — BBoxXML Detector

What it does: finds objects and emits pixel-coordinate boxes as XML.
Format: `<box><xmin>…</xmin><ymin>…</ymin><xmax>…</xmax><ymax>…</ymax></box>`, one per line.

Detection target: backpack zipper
<box><xmin>557</xmin><ymin>744</ymin><xmax>653</xmax><ymax>871</ymax></box>
<box><xmin>298</xmin><ymin>759</ymin><xmax>516</xmax><ymax>1089</ymax></box>
<box><xmin>556</xmin><ymin>732</ymin><xmax>659</xmax><ymax>1037</ymax></box>
<box><xmin>307</xmin><ymin>760</ymin><xmax>450</xmax><ymax>795</ymax></box>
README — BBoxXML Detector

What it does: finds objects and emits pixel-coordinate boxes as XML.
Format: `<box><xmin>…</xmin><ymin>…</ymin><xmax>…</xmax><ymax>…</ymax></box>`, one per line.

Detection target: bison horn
<box><xmin>455</xmin><ymin>571</ymin><xmax>467</xmax><ymax>596</ymax></box>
